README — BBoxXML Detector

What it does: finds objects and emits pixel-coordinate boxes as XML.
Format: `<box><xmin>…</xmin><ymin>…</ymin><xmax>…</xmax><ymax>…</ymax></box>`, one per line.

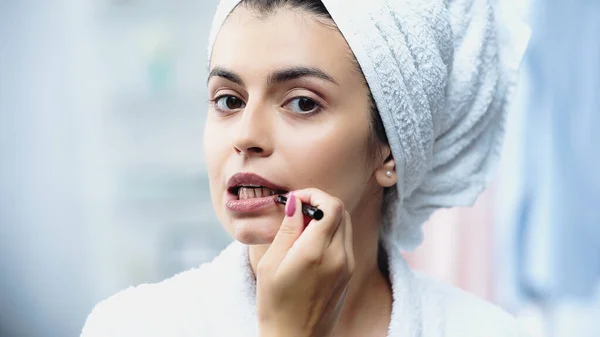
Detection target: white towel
<box><xmin>81</xmin><ymin>237</ymin><xmax>526</xmax><ymax>336</ymax></box>
<box><xmin>208</xmin><ymin>0</ymin><xmax>530</xmax><ymax>250</ymax></box>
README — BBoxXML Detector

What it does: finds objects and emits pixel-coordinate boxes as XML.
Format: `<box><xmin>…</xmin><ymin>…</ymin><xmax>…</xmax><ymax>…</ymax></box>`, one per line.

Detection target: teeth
<box><xmin>238</xmin><ymin>187</ymin><xmax>277</xmax><ymax>199</ymax></box>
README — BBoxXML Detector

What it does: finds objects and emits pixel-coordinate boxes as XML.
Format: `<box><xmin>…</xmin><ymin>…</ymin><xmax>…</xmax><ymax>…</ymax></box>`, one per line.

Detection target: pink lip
<box><xmin>226</xmin><ymin>172</ymin><xmax>288</xmax><ymax>192</ymax></box>
<box><xmin>225</xmin><ymin>172</ymin><xmax>288</xmax><ymax>214</ymax></box>
<box><xmin>225</xmin><ymin>194</ymin><xmax>278</xmax><ymax>213</ymax></box>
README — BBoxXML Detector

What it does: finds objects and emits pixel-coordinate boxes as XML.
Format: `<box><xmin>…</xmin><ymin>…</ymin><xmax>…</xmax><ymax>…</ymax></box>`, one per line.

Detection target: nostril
<box><xmin>247</xmin><ymin>146</ymin><xmax>263</xmax><ymax>154</ymax></box>
<box><xmin>233</xmin><ymin>143</ymin><xmax>271</xmax><ymax>157</ymax></box>
<box><xmin>233</xmin><ymin>146</ymin><xmax>264</xmax><ymax>155</ymax></box>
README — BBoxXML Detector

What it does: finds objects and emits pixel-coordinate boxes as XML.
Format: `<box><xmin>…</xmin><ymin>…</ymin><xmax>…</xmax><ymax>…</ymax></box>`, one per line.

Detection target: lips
<box><xmin>225</xmin><ymin>172</ymin><xmax>289</xmax><ymax>214</ymax></box>
<box><xmin>227</xmin><ymin>172</ymin><xmax>289</xmax><ymax>194</ymax></box>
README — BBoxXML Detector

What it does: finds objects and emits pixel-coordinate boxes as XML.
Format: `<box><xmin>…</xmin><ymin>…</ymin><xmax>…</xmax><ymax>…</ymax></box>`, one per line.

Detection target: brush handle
<box><xmin>275</xmin><ymin>195</ymin><xmax>324</xmax><ymax>221</ymax></box>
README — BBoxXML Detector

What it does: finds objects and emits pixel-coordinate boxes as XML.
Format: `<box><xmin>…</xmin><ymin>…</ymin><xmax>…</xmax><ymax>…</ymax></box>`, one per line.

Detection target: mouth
<box><xmin>229</xmin><ymin>186</ymin><xmax>288</xmax><ymax>200</ymax></box>
<box><xmin>225</xmin><ymin>172</ymin><xmax>289</xmax><ymax>213</ymax></box>
<box><xmin>226</xmin><ymin>172</ymin><xmax>289</xmax><ymax>200</ymax></box>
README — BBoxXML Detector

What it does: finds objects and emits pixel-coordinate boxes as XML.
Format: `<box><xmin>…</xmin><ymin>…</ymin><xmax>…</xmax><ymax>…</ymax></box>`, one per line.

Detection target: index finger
<box><xmin>291</xmin><ymin>188</ymin><xmax>345</xmax><ymax>248</ymax></box>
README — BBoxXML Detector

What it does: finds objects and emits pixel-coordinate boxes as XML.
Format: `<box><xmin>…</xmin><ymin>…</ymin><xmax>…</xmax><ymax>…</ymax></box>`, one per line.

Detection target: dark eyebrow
<box><xmin>207</xmin><ymin>67</ymin><xmax>245</xmax><ymax>86</ymax></box>
<box><xmin>207</xmin><ymin>66</ymin><xmax>339</xmax><ymax>87</ymax></box>
<box><xmin>268</xmin><ymin>67</ymin><xmax>339</xmax><ymax>86</ymax></box>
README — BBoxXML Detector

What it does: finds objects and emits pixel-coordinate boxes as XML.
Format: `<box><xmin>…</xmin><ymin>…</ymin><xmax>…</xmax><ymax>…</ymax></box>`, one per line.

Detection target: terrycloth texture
<box><xmin>81</xmin><ymin>238</ymin><xmax>525</xmax><ymax>336</ymax></box>
<box><xmin>207</xmin><ymin>0</ymin><xmax>530</xmax><ymax>250</ymax></box>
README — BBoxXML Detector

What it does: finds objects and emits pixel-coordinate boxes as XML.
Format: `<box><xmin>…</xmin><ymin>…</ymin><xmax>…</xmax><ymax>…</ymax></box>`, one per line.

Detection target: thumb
<box><xmin>264</xmin><ymin>192</ymin><xmax>304</xmax><ymax>266</ymax></box>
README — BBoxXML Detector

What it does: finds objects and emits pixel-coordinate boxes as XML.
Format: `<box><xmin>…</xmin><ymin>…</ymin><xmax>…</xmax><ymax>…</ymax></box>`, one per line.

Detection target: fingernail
<box><xmin>285</xmin><ymin>192</ymin><xmax>296</xmax><ymax>217</ymax></box>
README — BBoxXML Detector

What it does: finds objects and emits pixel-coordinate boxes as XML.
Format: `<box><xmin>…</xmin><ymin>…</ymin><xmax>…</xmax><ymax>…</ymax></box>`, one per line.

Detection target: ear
<box><xmin>374</xmin><ymin>147</ymin><xmax>397</xmax><ymax>188</ymax></box>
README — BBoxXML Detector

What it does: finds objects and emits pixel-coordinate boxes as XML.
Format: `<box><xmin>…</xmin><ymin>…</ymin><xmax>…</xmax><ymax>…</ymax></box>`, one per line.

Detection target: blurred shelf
<box><xmin>109</xmin><ymin>93</ymin><xmax>208</xmax><ymax>118</ymax></box>
<box><xmin>113</xmin><ymin>169</ymin><xmax>210</xmax><ymax>207</ymax></box>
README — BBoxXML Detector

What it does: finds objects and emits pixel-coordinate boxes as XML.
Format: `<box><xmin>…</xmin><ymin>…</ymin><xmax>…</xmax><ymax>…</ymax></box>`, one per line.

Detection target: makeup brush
<box><xmin>274</xmin><ymin>195</ymin><xmax>324</xmax><ymax>221</ymax></box>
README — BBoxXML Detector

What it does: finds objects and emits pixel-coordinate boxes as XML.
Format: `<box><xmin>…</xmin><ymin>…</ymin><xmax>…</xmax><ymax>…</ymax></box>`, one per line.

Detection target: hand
<box><xmin>256</xmin><ymin>188</ymin><xmax>355</xmax><ymax>337</ymax></box>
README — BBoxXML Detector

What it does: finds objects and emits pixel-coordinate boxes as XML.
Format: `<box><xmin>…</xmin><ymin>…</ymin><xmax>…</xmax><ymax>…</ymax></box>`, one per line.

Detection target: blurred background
<box><xmin>0</xmin><ymin>0</ymin><xmax>598</xmax><ymax>336</ymax></box>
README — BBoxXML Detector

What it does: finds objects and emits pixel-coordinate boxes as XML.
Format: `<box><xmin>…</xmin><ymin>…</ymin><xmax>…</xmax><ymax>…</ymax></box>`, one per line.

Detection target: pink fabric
<box><xmin>404</xmin><ymin>187</ymin><xmax>495</xmax><ymax>301</ymax></box>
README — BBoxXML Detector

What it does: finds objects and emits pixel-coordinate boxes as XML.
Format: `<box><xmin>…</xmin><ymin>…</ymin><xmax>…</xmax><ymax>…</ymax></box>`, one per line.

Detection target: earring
<box><xmin>385</xmin><ymin>171</ymin><xmax>393</xmax><ymax>177</ymax></box>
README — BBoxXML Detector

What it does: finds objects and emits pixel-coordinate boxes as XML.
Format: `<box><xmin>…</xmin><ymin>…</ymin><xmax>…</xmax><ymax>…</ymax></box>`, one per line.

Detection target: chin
<box><xmin>229</xmin><ymin>217</ymin><xmax>281</xmax><ymax>245</ymax></box>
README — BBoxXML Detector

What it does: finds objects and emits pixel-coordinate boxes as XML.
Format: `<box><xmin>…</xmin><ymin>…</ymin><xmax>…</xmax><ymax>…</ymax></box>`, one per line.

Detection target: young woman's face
<box><xmin>205</xmin><ymin>6</ymin><xmax>378</xmax><ymax>245</ymax></box>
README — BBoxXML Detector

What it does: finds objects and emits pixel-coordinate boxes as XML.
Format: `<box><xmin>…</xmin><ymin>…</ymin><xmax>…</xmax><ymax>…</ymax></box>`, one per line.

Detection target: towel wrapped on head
<box><xmin>208</xmin><ymin>0</ymin><xmax>530</xmax><ymax>250</ymax></box>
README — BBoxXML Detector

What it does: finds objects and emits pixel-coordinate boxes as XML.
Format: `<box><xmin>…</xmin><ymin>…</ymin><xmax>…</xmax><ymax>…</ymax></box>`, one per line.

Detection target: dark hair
<box><xmin>240</xmin><ymin>0</ymin><xmax>389</xmax><ymax>149</ymax></box>
<box><xmin>241</xmin><ymin>0</ymin><xmax>331</xmax><ymax>19</ymax></box>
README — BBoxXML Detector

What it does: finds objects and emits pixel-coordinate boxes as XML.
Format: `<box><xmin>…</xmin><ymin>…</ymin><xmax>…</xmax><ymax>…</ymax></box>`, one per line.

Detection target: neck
<box><xmin>332</xmin><ymin>192</ymin><xmax>392</xmax><ymax>336</ymax></box>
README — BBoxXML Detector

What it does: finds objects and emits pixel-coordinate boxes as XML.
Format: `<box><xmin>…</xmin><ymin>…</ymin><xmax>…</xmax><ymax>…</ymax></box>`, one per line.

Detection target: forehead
<box><xmin>210</xmin><ymin>6</ymin><xmax>357</xmax><ymax>80</ymax></box>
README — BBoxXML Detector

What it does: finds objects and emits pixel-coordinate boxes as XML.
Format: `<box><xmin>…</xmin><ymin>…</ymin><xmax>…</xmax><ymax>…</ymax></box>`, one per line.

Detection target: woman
<box><xmin>81</xmin><ymin>0</ymin><xmax>529</xmax><ymax>336</ymax></box>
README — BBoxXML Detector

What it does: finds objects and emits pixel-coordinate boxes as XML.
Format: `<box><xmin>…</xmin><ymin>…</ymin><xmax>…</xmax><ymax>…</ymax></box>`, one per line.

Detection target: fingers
<box><xmin>343</xmin><ymin>212</ymin><xmax>355</xmax><ymax>274</ymax></box>
<box><xmin>291</xmin><ymin>188</ymin><xmax>345</xmax><ymax>249</ymax></box>
<box><xmin>327</xmin><ymin>210</ymin><xmax>346</xmax><ymax>254</ymax></box>
<box><xmin>324</xmin><ymin>211</ymin><xmax>353</xmax><ymax>279</ymax></box>
<box><xmin>256</xmin><ymin>188</ymin><xmax>354</xmax><ymax>336</ymax></box>
<box><xmin>266</xmin><ymin>188</ymin><xmax>354</xmax><ymax>282</ymax></box>
<box><xmin>262</xmin><ymin>192</ymin><xmax>304</xmax><ymax>269</ymax></box>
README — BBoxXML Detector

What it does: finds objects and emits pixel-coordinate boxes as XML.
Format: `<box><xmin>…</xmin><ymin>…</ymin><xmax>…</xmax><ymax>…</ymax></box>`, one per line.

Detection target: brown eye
<box><xmin>298</xmin><ymin>97</ymin><xmax>316</xmax><ymax>111</ymax></box>
<box><xmin>216</xmin><ymin>95</ymin><xmax>245</xmax><ymax>111</ymax></box>
<box><xmin>285</xmin><ymin>97</ymin><xmax>321</xmax><ymax>115</ymax></box>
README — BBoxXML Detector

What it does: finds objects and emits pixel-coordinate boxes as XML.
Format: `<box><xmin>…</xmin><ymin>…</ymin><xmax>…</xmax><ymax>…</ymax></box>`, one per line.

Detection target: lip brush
<box><xmin>274</xmin><ymin>195</ymin><xmax>324</xmax><ymax>221</ymax></box>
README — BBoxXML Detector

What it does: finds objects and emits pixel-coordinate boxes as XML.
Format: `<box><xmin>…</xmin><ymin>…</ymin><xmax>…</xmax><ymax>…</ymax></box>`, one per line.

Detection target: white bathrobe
<box><xmin>81</xmin><ymin>237</ymin><xmax>526</xmax><ymax>337</ymax></box>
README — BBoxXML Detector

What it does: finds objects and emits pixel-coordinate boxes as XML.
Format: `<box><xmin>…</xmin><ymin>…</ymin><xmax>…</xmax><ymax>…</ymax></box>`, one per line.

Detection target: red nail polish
<box><xmin>285</xmin><ymin>192</ymin><xmax>296</xmax><ymax>217</ymax></box>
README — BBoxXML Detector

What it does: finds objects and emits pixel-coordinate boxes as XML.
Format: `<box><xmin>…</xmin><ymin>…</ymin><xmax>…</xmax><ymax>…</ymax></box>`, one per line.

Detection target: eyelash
<box><xmin>209</xmin><ymin>94</ymin><xmax>323</xmax><ymax>116</ymax></box>
<box><xmin>283</xmin><ymin>96</ymin><xmax>323</xmax><ymax>116</ymax></box>
<box><xmin>209</xmin><ymin>95</ymin><xmax>246</xmax><ymax>114</ymax></box>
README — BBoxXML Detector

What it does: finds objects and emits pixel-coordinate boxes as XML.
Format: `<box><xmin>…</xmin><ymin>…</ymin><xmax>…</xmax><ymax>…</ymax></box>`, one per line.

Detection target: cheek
<box><xmin>284</xmin><ymin>122</ymin><xmax>370</xmax><ymax>206</ymax></box>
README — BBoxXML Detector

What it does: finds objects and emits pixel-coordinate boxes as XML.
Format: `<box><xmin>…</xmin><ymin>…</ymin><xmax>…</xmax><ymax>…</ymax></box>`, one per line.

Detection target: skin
<box><xmin>204</xmin><ymin>5</ymin><xmax>397</xmax><ymax>337</ymax></box>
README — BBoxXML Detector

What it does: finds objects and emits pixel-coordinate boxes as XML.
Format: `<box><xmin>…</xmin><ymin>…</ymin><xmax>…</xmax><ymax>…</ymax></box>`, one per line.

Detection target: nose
<box><xmin>232</xmin><ymin>102</ymin><xmax>274</xmax><ymax>158</ymax></box>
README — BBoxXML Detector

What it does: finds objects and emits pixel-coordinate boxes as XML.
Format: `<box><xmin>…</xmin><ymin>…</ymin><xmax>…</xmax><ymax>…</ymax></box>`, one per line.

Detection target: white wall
<box><xmin>0</xmin><ymin>1</ymin><xmax>225</xmax><ymax>336</ymax></box>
